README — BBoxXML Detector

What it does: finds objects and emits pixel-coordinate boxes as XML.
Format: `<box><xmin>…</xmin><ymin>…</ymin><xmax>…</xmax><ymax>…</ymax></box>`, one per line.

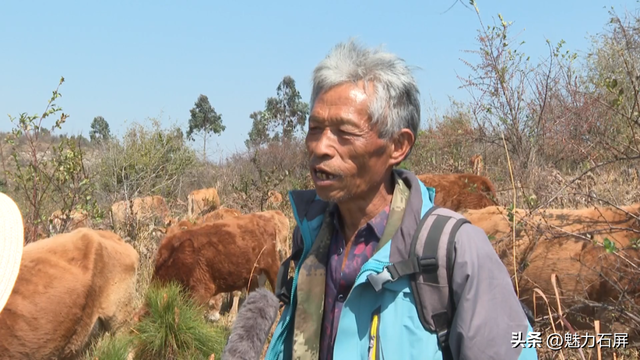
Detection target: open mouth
<box><xmin>312</xmin><ymin>168</ymin><xmax>340</xmax><ymax>181</ymax></box>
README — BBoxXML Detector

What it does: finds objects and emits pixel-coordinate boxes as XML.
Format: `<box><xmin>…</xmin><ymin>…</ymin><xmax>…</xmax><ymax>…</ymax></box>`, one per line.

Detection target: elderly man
<box><xmin>265</xmin><ymin>40</ymin><xmax>538</xmax><ymax>360</ymax></box>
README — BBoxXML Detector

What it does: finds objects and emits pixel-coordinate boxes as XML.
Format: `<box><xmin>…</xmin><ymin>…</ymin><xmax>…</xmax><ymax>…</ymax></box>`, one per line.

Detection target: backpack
<box><xmin>275</xmin><ymin>205</ymin><xmax>535</xmax><ymax>360</ymax></box>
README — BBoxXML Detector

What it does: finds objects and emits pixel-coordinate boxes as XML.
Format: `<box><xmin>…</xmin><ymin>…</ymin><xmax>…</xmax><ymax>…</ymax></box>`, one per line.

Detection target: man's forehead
<box><xmin>315</xmin><ymin>81</ymin><xmax>372</xmax><ymax>104</ymax></box>
<box><xmin>308</xmin><ymin>114</ymin><xmax>361</xmax><ymax>126</ymax></box>
<box><xmin>310</xmin><ymin>83</ymin><xmax>373</xmax><ymax>124</ymax></box>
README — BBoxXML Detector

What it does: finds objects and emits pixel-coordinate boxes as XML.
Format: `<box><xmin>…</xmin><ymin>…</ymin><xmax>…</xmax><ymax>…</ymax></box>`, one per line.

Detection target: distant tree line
<box><xmin>88</xmin><ymin>75</ymin><xmax>309</xmax><ymax>162</ymax></box>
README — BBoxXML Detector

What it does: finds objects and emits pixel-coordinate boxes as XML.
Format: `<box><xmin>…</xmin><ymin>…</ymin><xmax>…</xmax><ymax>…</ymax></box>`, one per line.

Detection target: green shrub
<box><xmin>131</xmin><ymin>281</ymin><xmax>230</xmax><ymax>360</ymax></box>
<box><xmin>85</xmin><ymin>333</ymin><xmax>134</xmax><ymax>360</ymax></box>
<box><xmin>93</xmin><ymin>117</ymin><xmax>198</xmax><ymax>206</ymax></box>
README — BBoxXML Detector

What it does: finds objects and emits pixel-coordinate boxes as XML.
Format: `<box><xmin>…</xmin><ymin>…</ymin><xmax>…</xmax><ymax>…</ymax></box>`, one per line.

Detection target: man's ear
<box><xmin>389</xmin><ymin>129</ymin><xmax>415</xmax><ymax>167</ymax></box>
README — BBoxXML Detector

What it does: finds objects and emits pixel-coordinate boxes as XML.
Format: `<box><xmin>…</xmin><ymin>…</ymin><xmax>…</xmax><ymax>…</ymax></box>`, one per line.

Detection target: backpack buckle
<box><xmin>367</xmin><ymin>266</ymin><xmax>396</xmax><ymax>292</ymax></box>
<box><xmin>275</xmin><ymin>277</ymin><xmax>294</xmax><ymax>305</ymax></box>
<box><xmin>432</xmin><ymin>311</ymin><xmax>452</xmax><ymax>353</ymax></box>
<box><xmin>437</xmin><ymin>329</ymin><xmax>450</xmax><ymax>352</ymax></box>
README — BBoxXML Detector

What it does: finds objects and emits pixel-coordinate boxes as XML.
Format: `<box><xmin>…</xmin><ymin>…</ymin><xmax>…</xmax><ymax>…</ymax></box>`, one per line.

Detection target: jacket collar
<box><xmin>288</xmin><ymin>169</ymin><xmax>434</xmax><ymax>264</ymax></box>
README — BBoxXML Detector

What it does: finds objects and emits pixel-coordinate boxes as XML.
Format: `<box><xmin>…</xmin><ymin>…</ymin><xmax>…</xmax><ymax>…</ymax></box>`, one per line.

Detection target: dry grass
<box><xmin>531</xmin><ymin>273</ymin><xmax>639</xmax><ymax>359</ymax></box>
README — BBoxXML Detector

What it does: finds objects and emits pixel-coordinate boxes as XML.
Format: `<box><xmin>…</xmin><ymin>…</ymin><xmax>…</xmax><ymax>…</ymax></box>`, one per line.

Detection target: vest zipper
<box><xmin>368</xmin><ymin>306</ymin><xmax>382</xmax><ymax>360</ymax></box>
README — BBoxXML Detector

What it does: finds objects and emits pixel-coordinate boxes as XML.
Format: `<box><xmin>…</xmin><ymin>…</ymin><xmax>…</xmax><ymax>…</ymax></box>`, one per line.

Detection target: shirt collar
<box><xmin>329</xmin><ymin>202</ymin><xmax>391</xmax><ymax>240</ymax></box>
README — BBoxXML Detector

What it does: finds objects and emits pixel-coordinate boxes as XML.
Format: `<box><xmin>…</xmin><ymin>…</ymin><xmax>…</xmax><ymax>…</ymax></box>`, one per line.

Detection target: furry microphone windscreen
<box><xmin>221</xmin><ymin>288</ymin><xmax>280</xmax><ymax>360</ymax></box>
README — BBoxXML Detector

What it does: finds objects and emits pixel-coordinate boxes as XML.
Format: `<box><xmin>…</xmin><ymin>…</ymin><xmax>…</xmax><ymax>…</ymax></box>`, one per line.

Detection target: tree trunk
<box><xmin>203</xmin><ymin>133</ymin><xmax>207</xmax><ymax>162</ymax></box>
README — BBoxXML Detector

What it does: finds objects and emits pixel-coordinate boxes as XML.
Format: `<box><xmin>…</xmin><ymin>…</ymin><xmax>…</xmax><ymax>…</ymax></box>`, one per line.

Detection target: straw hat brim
<box><xmin>0</xmin><ymin>192</ymin><xmax>24</xmax><ymax>313</ymax></box>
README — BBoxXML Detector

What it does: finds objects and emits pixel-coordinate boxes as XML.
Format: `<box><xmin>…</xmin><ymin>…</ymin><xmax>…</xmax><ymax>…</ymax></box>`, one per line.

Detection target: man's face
<box><xmin>306</xmin><ymin>82</ymin><xmax>397</xmax><ymax>203</ymax></box>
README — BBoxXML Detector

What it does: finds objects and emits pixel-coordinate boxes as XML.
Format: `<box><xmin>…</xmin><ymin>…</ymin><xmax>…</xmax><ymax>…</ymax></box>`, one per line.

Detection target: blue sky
<box><xmin>1</xmin><ymin>0</ymin><xmax>635</xmax><ymax>162</ymax></box>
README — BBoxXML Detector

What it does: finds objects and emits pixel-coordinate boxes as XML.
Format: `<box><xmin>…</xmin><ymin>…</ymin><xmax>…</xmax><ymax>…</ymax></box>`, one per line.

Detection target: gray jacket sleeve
<box><xmin>448</xmin><ymin>223</ymin><xmax>534</xmax><ymax>359</ymax></box>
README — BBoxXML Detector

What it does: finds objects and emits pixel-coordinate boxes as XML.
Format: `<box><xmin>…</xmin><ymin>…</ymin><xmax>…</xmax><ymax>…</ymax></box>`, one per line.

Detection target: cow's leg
<box><xmin>229</xmin><ymin>290</ymin><xmax>242</xmax><ymax>317</ymax></box>
<box><xmin>206</xmin><ymin>293</ymin><xmax>224</xmax><ymax>322</ymax></box>
<box><xmin>247</xmin><ymin>273</ymin><xmax>261</xmax><ymax>292</ymax></box>
<box><xmin>264</xmin><ymin>264</ymin><xmax>279</xmax><ymax>294</ymax></box>
<box><xmin>258</xmin><ymin>273</ymin><xmax>268</xmax><ymax>288</ymax></box>
<box><xmin>191</xmin><ymin>282</ymin><xmax>219</xmax><ymax>322</ymax></box>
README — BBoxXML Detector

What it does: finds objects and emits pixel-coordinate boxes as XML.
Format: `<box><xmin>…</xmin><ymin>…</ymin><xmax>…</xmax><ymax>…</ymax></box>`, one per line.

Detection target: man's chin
<box><xmin>315</xmin><ymin>189</ymin><xmax>352</xmax><ymax>203</ymax></box>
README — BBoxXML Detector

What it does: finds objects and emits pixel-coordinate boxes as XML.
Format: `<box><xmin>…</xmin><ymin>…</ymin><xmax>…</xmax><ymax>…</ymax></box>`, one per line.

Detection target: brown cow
<box><xmin>220</xmin><ymin>210</ymin><xmax>289</xmax><ymax>319</ymax></box>
<box><xmin>49</xmin><ymin>209</ymin><xmax>91</xmax><ymax>234</ymax></box>
<box><xmin>187</xmin><ymin>187</ymin><xmax>221</xmax><ymax>218</ymax></box>
<box><xmin>152</xmin><ymin>211</ymin><xmax>285</xmax><ymax>322</ymax></box>
<box><xmin>200</xmin><ymin>207</ymin><xmax>243</xmax><ymax>223</ymax></box>
<box><xmin>267</xmin><ymin>190</ymin><xmax>283</xmax><ymax>205</ymax></box>
<box><xmin>199</xmin><ymin>207</ymin><xmax>245</xmax><ymax>316</ymax></box>
<box><xmin>0</xmin><ymin>228</ymin><xmax>139</xmax><ymax>359</ymax></box>
<box><xmin>462</xmin><ymin>204</ymin><xmax>640</xmax><ymax>333</ymax></box>
<box><xmin>157</xmin><ymin>207</ymin><xmax>247</xmax><ymax>319</ymax></box>
<box><xmin>111</xmin><ymin>195</ymin><xmax>171</xmax><ymax>229</ymax></box>
<box><xmin>417</xmin><ymin>173</ymin><xmax>497</xmax><ymax>211</ymax></box>
<box><xmin>469</xmin><ymin>154</ymin><xmax>484</xmax><ymax>176</ymax></box>
<box><xmin>160</xmin><ymin>207</ymin><xmax>243</xmax><ymax>238</ymax></box>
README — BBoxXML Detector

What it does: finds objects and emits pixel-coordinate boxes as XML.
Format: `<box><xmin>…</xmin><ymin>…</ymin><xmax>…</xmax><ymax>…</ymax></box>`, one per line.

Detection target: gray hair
<box><xmin>310</xmin><ymin>38</ymin><xmax>421</xmax><ymax>144</ymax></box>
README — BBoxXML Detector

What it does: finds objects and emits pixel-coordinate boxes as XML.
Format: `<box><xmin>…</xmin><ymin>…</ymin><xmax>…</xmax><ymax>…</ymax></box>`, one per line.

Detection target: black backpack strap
<box><xmin>438</xmin><ymin>215</ymin><xmax>469</xmax><ymax>360</ymax></box>
<box><xmin>414</xmin><ymin>208</ymin><xmax>469</xmax><ymax>360</ymax></box>
<box><xmin>275</xmin><ymin>247</ymin><xmax>302</xmax><ymax>306</ymax></box>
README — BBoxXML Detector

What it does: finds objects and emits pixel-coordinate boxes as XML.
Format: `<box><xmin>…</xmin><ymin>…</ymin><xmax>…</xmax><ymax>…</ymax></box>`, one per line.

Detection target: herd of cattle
<box><xmin>1</xmin><ymin>169</ymin><xmax>639</xmax><ymax>358</ymax></box>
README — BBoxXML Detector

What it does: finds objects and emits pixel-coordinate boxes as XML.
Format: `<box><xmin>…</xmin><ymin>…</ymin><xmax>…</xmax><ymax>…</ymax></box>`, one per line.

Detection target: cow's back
<box><xmin>0</xmin><ymin>228</ymin><xmax>139</xmax><ymax>359</ymax></box>
<box><xmin>187</xmin><ymin>188</ymin><xmax>221</xmax><ymax>217</ymax></box>
<box><xmin>133</xmin><ymin>195</ymin><xmax>170</xmax><ymax>222</ymax></box>
<box><xmin>165</xmin><ymin>219</ymin><xmax>197</xmax><ymax>237</ymax></box>
<box><xmin>110</xmin><ymin>200</ymin><xmax>130</xmax><ymax>227</ymax></box>
<box><xmin>201</xmin><ymin>207</ymin><xmax>242</xmax><ymax>223</ymax></box>
<box><xmin>49</xmin><ymin>209</ymin><xmax>91</xmax><ymax>234</ymax></box>
<box><xmin>254</xmin><ymin>210</ymin><xmax>290</xmax><ymax>262</ymax></box>
<box><xmin>462</xmin><ymin>204</ymin><xmax>640</xmax><ymax>313</ymax></box>
<box><xmin>417</xmin><ymin>173</ymin><xmax>497</xmax><ymax>211</ymax></box>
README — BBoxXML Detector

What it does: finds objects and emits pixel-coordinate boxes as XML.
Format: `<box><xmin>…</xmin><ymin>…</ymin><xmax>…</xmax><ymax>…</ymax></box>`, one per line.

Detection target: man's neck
<box><xmin>337</xmin><ymin>171</ymin><xmax>395</xmax><ymax>242</ymax></box>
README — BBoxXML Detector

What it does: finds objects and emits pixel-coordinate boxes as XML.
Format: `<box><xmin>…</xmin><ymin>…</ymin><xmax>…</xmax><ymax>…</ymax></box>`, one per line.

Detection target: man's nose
<box><xmin>307</xmin><ymin>129</ymin><xmax>336</xmax><ymax>159</ymax></box>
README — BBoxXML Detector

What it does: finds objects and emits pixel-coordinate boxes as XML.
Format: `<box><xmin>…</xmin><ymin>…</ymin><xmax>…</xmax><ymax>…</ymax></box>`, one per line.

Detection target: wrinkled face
<box><xmin>306</xmin><ymin>82</ymin><xmax>402</xmax><ymax>203</ymax></box>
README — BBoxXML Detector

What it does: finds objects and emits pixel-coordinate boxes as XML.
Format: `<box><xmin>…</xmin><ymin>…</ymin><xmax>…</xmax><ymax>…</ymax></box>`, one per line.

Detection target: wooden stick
<box><xmin>594</xmin><ymin>320</ymin><xmax>602</xmax><ymax>360</ymax></box>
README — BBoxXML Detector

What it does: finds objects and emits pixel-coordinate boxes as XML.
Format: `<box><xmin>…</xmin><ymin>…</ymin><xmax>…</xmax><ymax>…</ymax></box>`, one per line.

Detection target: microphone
<box><xmin>221</xmin><ymin>288</ymin><xmax>280</xmax><ymax>360</ymax></box>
